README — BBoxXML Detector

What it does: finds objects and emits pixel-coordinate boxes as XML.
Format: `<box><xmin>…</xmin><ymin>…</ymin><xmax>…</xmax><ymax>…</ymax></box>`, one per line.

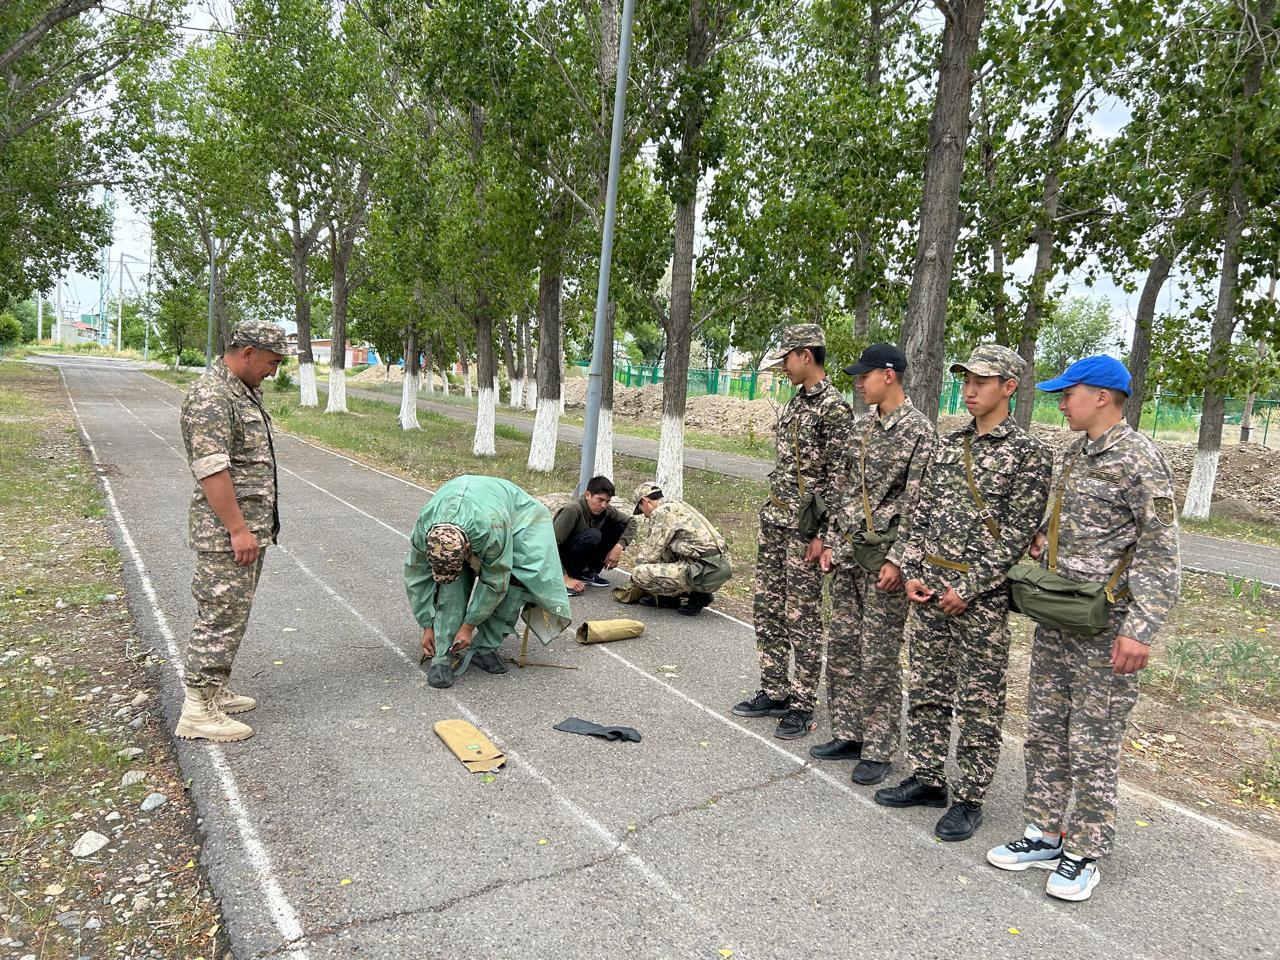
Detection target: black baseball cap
<box><xmin>844</xmin><ymin>343</ymin><xmax>907</xmax><ymax>376</ymax></box>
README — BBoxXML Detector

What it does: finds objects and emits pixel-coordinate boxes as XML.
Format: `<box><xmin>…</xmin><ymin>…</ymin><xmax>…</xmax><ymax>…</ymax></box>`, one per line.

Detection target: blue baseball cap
<box><xmin>1037</xmin><ymin>355</ymin><xmax>1132</xmax><ymax>395</ymax></box>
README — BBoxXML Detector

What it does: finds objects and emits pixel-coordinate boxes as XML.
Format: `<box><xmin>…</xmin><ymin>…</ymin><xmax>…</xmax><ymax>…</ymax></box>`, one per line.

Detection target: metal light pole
<box><xmin>205</xmin><ymin>239</ymin><xmax>216</xmax><ymax>371</ymax></box>
<box><xmin>576</xmin><ymin>0</ymin><xmax>636</xmax><ymax>496</ymax></box>
<box><xmin>36</xmin><ymin>291</ymin><xmax>43</xmax><ymax>342</ymax></box>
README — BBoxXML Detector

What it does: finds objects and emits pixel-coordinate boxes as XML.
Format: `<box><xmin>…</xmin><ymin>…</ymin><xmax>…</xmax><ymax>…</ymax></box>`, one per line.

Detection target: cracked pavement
<box><xmin>45</xmin><ymin>355</ymin><xmax>1280</xmax><ymax>960</ymax></box>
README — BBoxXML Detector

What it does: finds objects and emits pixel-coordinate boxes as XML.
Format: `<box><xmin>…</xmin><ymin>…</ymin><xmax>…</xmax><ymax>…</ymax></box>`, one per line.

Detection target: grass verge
<box><xmin>0</xmin><ymin>362</ymin><xmax>228</xmax><ymax>959</ymax></box>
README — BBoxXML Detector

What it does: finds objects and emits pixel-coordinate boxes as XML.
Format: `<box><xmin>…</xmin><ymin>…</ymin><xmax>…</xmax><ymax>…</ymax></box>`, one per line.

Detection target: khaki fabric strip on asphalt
<box><xmin>433</xmin><ymin>719</ymin><xmax>506</xmax><ymax>773</ymax></box>
<box><xmin>575</xmin><ymin>619</ymin><xmax>645</xmax><ymax>644</ymax></box>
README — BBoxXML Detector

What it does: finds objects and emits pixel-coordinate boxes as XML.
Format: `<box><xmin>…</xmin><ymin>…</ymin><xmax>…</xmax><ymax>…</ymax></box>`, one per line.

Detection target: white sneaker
<box><xmin>1046</xmin><ymin>853</ymin><xmax>1100</xmax><ymax>901</ymax></box>
<box><xmin>987</xmin><ymin>824</ymin><xmax>1063</xmax><ymax>871</ymax></box>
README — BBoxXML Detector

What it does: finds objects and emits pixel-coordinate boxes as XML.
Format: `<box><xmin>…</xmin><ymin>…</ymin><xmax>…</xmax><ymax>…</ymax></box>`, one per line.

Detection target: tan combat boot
<box><xmin>216</xmin><ymin>688</ymin><xmax>257</xmax><ymax>714</ymax></box>
<box><xmin>175</xmin><ymin>686</ymin><xmax>254</xmax><ymax>742</ymax></box>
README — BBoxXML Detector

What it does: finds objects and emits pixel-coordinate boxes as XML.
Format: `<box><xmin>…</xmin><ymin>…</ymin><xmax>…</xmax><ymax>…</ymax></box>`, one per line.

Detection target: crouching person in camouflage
<box><xmin>177</xmin><ymin>320</ymin><xmax>290</xmax><ymax>743</ymax></box>
<box><xmin>628</xmin><ymin>482</ymin><xmax>732</xmax><ymax>617</ymax></box>
<box><xmin>987</xmin><ymin>356</ymin><xmax>1179</xmax><ymax>902</ymax></box>
<box><xmin>876</xmin><ymin>344</ymin><xmax>1052</xmax><ymax>842</ymax></box>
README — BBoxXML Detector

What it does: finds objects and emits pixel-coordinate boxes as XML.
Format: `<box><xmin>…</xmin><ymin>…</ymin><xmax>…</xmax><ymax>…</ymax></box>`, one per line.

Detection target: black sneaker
<box><xmin>586</xmin><ymin>574</ymin><xmax>611</xmax><ymax>587</ymax></box>
<box><xmin>427</xmin><ymin>662</ymin><xmax>455</xmax><ymax>689</ymax></box>
<box><xmin>873</xmin><ymin>776</ymin><xmax>949</xmax><ymax>809</ymax></box>
<box><xmin>774</xmin><ymin>709</ymin><xmax>814</xmax><ymax>740</ymax></box>
<box><xmin>473</xmin><ymin>651</ymin><xmax>508</xmax><ymax>675</ymax></box>
<box><xmin>851</xmin><ymin>759</ymin><xmax>891</xmax><ymax>785</ymax></box>
<box><xmin>809</xmin><ymin>738</ymin><xmax>862</xmax><ymax>761</ymax></box>
<box><xmin>935</xmin><ymin>801</ymin><xmax>983</xmax><ymax>841</ymax></box>
<box><xmin>732</xmin><ymin>690</ymin><xmax>792</xmax><ymax>717</ymax></box>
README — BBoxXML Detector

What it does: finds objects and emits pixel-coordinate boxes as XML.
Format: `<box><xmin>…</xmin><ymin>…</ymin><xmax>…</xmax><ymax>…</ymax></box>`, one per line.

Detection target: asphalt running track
<box><xmin>39</xmin><ymin>355</ymin><xmax>1280</xmax><ymax>960</ymax></box>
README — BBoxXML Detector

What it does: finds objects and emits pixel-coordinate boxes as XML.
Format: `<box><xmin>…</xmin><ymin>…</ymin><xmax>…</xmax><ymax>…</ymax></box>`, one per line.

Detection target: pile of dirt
<box><xmin>564</xmin><ymin>376</ymin><xmax>783</xmax><ymax>437</ymax></box>
<box><xmin>938</xmin><ymin>414</ymin><xmax>1280</xmax><ymax>517</ymax></box>
<box><xmin>348</xmin><ymin>364</ymin><xmax>449</xmax><ymax>389</ymax></box>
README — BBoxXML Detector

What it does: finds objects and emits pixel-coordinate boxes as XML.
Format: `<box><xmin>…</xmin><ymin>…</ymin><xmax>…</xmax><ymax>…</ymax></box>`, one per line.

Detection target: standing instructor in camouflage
<box><xmin>816</xmin><ymin>344</ymin><xmax>935</xmax><ymax>786</ymax></box>
<box><xmin>733</xmin><ymin>324</ymin><xmax>853</xmax><ymax>740</ymax></box>
<box><xmin>876</xmin><ymin>344</ymin><xmax>1052</xmax><ymax>842</ymax></box>
<box><xmin>987</xmin><ymin>356</ymin><xmax>1179</xmax><ymax>902</ymax></box>
<box><xmin>177</xmin><ymin>320</ymin><xmax>290</xmax><ymax>743</ymax></box>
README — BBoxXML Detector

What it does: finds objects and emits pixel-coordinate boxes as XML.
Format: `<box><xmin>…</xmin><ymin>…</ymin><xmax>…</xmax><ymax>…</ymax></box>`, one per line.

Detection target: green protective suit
<box><xmin>404</xmin><ymin>476</ymin><xmax>573</xmax><ymax>674</ymax></box>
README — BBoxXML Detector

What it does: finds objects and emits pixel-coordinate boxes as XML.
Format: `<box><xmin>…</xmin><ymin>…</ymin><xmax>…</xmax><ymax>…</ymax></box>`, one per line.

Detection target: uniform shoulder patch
<box><xmin>1152</xmin><ymin>496</ymin><xmax>1175</xmax><ymax>527</ymax></box>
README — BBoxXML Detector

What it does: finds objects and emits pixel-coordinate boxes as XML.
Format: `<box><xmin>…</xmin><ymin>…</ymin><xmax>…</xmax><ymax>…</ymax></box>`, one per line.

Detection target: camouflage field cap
<box><xmin>632</xmin><ymin>481</ymin><xmax>662</xmax><ymax>514</ymax></box>
<box><xmin>762</xmin><ymin>323</ymin><xmax>825</xmax><ymax>370</ymax></box>
<box><xmin>425</xmin><ymin>524</ymin><xmax>468</xmax><ymax>582</ymax></box>
<box><xmin>950</xmin><ymin>343</ymin><xmax>1026</xmax><ymax>381</ymax></box>
<box><xmin>230</xmin><ymin>319</ymin><xmax>292</xmax><ymax>356</ymax></box>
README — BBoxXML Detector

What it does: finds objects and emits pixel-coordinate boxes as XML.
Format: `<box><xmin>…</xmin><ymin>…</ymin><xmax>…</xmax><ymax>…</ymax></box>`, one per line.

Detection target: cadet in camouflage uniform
<box><xmin>629</xmin><ymin>482</ymin><xmax>732</xmax><ymax>617</ymax></box>
<box><xmin>815</xmin><ymin>344</ymin><xmax>935</xmax><ymax>787</ymax></box>
<box><xmin>177</xmin><ymin>319</ymin><xmax>290</xmax><ymax>743</ymax></box>
<box><xmin>875</xmin><ymin>343</ymin><xmax>1052</xmax><ymax>843</ymax></box>
<box><xmin>987</xmin><ymin>355</ymin><xmax>1180</xmax><ymax>902</ymax></box>
<box><xmin>733</xmin><ymin>324</ymin><xmax>854</xmax><ymax>740</ymax></box>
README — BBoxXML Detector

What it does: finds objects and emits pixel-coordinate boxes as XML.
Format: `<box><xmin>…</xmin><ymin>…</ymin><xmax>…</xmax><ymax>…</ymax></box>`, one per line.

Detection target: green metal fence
<box><xmin>575</xmin><ymin>360</ymin><xmax>1279</xmax><ymax>447</ymax></box>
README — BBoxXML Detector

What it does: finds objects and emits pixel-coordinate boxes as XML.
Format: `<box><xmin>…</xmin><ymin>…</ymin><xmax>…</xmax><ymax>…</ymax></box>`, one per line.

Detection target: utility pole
<box><xmin>116</xmin><ymin>253</ymin><xmax>124</xmax><ymax>351</ymax></box>
<box><xmin>576</xmin><ymin>0</ymin><xmax>637</xmax><ymax>496</ymax></box>
<box><xmin>36</xmin><ymin>291</ymin><xmax>43</xmax><ymax>342</ymax></box>
<box><xmin>144</xmin><ymin>223</ymin><xmax>154</xmax><ymax>361</ymax></box>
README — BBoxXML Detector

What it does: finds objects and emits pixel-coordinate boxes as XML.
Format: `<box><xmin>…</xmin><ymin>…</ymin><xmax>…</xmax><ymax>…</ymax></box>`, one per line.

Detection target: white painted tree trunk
<box><xmin>1181</xmin><ymin>449</ymin><xmax>1218</xmax><ymax>520</ymax></box>
<box><xmin>474</xmin><ymin>387</ymin><xmax>497</xmax><ymax>456</ymax></box>
<box><xmin>465</xmin><ymin>367</ymin><xmax>473</xmax><ymax>399</ymax></box>
<box><xmin>510</xmin><ymin>378</ymin><xmax>524</xmax><ymax>408</ymax></box>
<box><xmin>298</xmin><ymin>362</ymin><xmax>318</xmax><ymax>407</ymax></box>
<box><xmin>527</xmin><ymin>398</ymin><xmax>559</xmax><ymax>471</ymax></box>
<box><xmin>593</xmin><ymin>406</ymin><xmax>614</xmax><ymax>478</ymax></box>
<box><xmin>525</xmin><ymin>378</ymin><xmax>538</xmax><ymax>411</ymax></box>
<box><xmin>441</xmin><ymin>370</ymin><xmax>450</xmax><ymax>396</ymax></box>
<box><xmin>399</xmin><ymin>373</ymin><xmax>420</xmax><ymax>430</ymax></box>
<box><xmin>656</xmin><ymin>413</ymin><xmax>685</xmax><ymax>501</ymax></box>
<box><xmin>423</xmin><ymin>370</ymin><xmax>433</xmax><ymax>393</ymax></box>
<box><xmin>326</xmin><ymin>366</ymin><xmax>348</xmax><ymax>413</ymax></box>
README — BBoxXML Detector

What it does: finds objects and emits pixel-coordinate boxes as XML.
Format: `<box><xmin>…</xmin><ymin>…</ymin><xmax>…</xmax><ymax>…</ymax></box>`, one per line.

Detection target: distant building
<box><xmin>292</xmin><ymin>336</ymin><xmax>369</xmax><ymax>366</ymax></box>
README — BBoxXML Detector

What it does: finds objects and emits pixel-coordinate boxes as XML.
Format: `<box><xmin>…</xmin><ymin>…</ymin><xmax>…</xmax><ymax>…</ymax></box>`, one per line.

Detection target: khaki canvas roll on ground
<box><xmin>433</xmin><ymin>719</ymin><xmax>506</xmax><ymax>772</ymax></box>
<box><xmin>575</xmin><ymin>619</ymin><xmax>645</xmax><ymax>644</ymax></box>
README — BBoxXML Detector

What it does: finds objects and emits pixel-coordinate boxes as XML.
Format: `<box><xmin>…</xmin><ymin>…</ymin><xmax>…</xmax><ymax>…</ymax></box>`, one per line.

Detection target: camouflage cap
<box><xmin>950</xmin><ymin>342</ymin><xmax>1026</xmax><ymax>381</ymax></box>
<box><xmin>230</xmin><ymin>320</ymin><xmax>292</xmax><ymax>356</ymax></box>
<box><xmin>632</xmin><ymin>481</ymin><xmax>662</xmax><ymax>514</ymax></box>
<box><xmin>761</xmin><ymin>323</ymin><xmax>825</xmax><ymax>370</ymax></box>
<box><xmin>425</xmin><ymin>524</ymin><xmax>468</xmax><ymax>582</ymax></box>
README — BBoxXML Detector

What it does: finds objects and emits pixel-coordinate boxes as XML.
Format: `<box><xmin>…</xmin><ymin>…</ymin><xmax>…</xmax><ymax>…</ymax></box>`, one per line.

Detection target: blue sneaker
<box><xmin>986</xmin><ymin>824</ymin><xmax>1063</xmax><ymax>871</ymax></box>
<box><xmin>1045</xmin><ymin>853</ymin><xmax>1100</xmax><ymax>902</ymax></box>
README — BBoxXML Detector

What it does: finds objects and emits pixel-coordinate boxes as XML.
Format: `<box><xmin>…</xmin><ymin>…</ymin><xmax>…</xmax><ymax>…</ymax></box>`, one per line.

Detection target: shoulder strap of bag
<box><xmin>792</xmin><ymin>419</ymin><xmax>806</xmax><ymax>496</ymax></box>
<box><xmin>1045</xmin><ymin>454</ymin><xmax>1080</xmax><ymax>572</ymax></box>
<box><xmin>859</xmin><ymin>424</ymin><xmax>874</xmax><ymax>532</ymax></box>
<box><xmin>962</xmin><ymin>434</ymin><xmax>1001</xmax><ymax>541</ymax></box>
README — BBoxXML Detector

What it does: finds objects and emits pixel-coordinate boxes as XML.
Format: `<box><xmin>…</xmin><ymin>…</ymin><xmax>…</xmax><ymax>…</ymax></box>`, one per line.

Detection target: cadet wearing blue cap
<box><xmin>986</xmin><ymin>354</ymin><xmax>1181</xmax><ymax>902</ymax></box>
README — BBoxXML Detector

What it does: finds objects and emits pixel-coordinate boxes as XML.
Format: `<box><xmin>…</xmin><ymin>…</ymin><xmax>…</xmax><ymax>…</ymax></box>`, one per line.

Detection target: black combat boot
<box><xmin>472</xmin><ymin>651</ymin><xmax>508</xmax><ymax>675</ymax></box>
<box><xmin>676</xmin><ymin>592</ymin><xmax>714</xmax><ymax>617</ymax></box>
<box><xmin>427</xmin><ymin>662</ymin><xmax>455</xmax><ymax>689</ymax></box>
<box><xmin>638</xmin><ymin>593</ymin><xmax>682</xmax><ymax>609</ymax></box>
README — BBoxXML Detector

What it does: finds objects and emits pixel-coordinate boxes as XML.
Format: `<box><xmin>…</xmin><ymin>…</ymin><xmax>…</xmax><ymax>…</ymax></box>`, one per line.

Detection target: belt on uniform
<box><xmin>924</xmin><ymin>553</ymin><xmax>970</xmax><ymax>573</ymax></box>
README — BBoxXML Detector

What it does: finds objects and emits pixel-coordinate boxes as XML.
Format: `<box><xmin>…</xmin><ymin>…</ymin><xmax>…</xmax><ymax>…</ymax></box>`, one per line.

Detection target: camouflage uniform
<box><xmin>754</xmin><ymin>325</ymin><xmax>854</xmax><ymax>712</ymax></box>
<box><xmin>827</xmin><ymin>399</ymin><xmax>935</xmax><ymax>761</ymax></box>
<box><xmin>898</xmin><ymin>346</ymin><xmax>1052</xmax><ymax>804</ymax></box>
<box><xmin>180</xmin><ymin>321</ymin><xmax>288</xmax><ymax>689</ymax></box>
<box><xmin>1023</xmin><ymin>422</ymin><xmax>1180</xmax><ymax>859</ymax></box>
<box><xmin>631</xmin><ymin>498</ymin><xmax>730</xmax><ymax>596</ymax></box>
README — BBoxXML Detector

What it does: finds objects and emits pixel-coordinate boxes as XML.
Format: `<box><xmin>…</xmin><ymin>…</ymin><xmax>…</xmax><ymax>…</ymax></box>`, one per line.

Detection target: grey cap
<box><xmin>632</xmin><ymin>481</ymin><xmax>662</xmax><ymax>514</ymax></box>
